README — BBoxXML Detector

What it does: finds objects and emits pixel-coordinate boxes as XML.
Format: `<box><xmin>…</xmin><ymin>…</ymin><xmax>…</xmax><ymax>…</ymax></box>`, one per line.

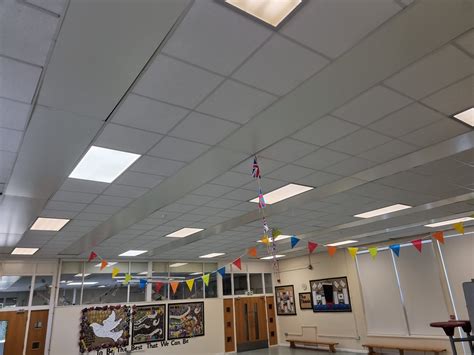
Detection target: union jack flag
<box><xmin>258</xmin><ymin>189</ymin><xmax>266</xmax><ymax>208</ymax></box>
<box><xmin>252</xmin><ymin>156</ymin><xmax>261</xmax><ymax>179</ymax></box>
<box><xmin>263</xmin><ymin>217</ymin><xmax>269</xmax><ymax>233</ymax></box>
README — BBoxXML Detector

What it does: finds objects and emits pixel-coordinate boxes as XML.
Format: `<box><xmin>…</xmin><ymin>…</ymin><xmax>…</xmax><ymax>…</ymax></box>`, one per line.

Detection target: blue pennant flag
<box><xmin>139</xmin><ymin>279</ymin><xmax>148</xmax><ymax>289</ymax></box>
<box><xmin>389</xmin><ymin>244</ymin><xmax>400</xmax><ymax>257</ymax></box>
<box><xmin>290</xmin><ymin>236</ymin><xmax>300</xmax><ymax>249</ymax></box>
<box><xmin>217</xmin><ymin>267</ymin><xmax>226</xmax><ymax>278</ymax></box>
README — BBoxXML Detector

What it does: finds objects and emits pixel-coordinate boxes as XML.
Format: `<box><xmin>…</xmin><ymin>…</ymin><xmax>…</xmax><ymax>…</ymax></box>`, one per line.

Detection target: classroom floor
<box><xmin>243</xmin><ymin>347</ymin><xmax>358</xmax><ymax>354</ymax></box>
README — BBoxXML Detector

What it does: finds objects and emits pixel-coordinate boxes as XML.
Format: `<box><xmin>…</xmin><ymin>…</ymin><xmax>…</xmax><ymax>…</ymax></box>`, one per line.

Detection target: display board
<box><xmin>309</xmin><ymin>277</ymin><xmax>352</xmax><ymax>312</ymax></box>
<box><xmin>168</xmin><ymin>302</ymin><xmax>204</xmax><ymax>340</ymax></box>
<box><xmin>132</xmin><ymin>305</ymin><xmax>166</xmax><ymax>345</ymax></box>
<box><xmin>275</xmin><ymin>285</ymin><xmax>296</xmax><ymax>315</ymax></box>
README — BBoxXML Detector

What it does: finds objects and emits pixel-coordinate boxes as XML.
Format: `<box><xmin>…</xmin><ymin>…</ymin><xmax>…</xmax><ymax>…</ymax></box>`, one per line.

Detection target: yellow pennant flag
<box><xmin>186</xmin><ymin>279</ymin><xmax>194</xmax><ymax>291</ymax></box>
<box><xmin>368</xmin><ymin>247</ymin><xmax>378</xmax><ymax>259</ymax></box>
<box><xmin>170</xmin><ymin>281</ymin><xmax>180</xmax><ymax>294</ymax></box>
<box><xmin>453</xmin><ymin>222</ymin><xmax>464</xmax><ymax>234</ymax></box>
<box><xmin>347</xmin><ymin>247</ymin><xmax>359</xmax><ymax>259</ymax></box>
<box><xmin>202</xmin><ymin>274</ymin><xmax>210</xmax><ymax>287</ymax></box>
<box><xmin>122</xmin><ymin>273</ymin><xmax>132</xmax><ymax>285</ymax></box>
<box><xmin>261</xmin><ymin>235</ymin><xmax>270</xmax><ymax>245</ymax></box>
<box><xmin>112</xmin><ymin>267</ymin><xmax>120</xmax><ymax>278</ymax></box>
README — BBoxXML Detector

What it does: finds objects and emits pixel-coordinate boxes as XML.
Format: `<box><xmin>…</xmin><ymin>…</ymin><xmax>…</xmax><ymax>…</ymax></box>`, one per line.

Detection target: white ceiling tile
<box><xmin>324</xmin><ymin>156</ymin><xmax>378</xmax><ymax>176</ymax></box>
<box><xmin>240</xmin><ymin>177</ymin><xmax>287</xmax><ymax>192</ymax></box>
<box><xmin>82</xmin><ymin>204</ymin><xmax>122</xmax><ymax>215</ymax></box>
<box><xmin>169</xmin><ymin>112</ymin><xmax>239</xmax><ymax>145</ymax></box>
<box><xmin>174</xmin><ymin>213</ymin><xmax>206</xmax><ymax>223</ymax></box>
<box><xmin>95</xmin><ymin>123</ymin><xmax>162</xmax><ymax>154</ymax></box>
<box><xmin>197</xmin><ymin>80</ymin><xmax>276</xmax><ymax>124</ymax></box>
<box><xmin>114</xmin><ymin>171</ymin><xmax>163</xmax><ymax>189</ymax></box>
<box><xmin>176</xmin><ymin>194</ymin><xmax>214</xmax><ymax>206</ymax></box>
<box><xmin>103</xmin><ymin>184</ymin><xmax>148</xmax><ymax>198</ymax></box>
<box><xmin>296</xmin><ymin>171</ymin><xmax>341</xmax><ymax>187</ymax></box>
<box><xmin>0</xmin><ymin>127</ymin><xmax>23</xmax><ymax>153</ymax></box>
<box><xmin>131</xmin><ymin>155</ymin><xmax>185</xmax><ymax>176</ymax></box>
<box><xmin>162</xmin><ymin>0</ymin><xmax>271</xmax><ymax>75</ymax></box>
<box><xmin>134</xmin><ymin>54</ymin><xmax>223</xmax><ymax>108</ymax></box>
<box><xmin>192</xmin><ymin>184</ymin><xmax>235</xmax><ymax>198</ymax></box>
<box><xmin>0</xmin><ymin>97</ymin><xmax>30</xmax><ymax>131</ymax></box>
<box><xmin>228</xmin><ymin>201</ymin><xmax>255</xmax><ymax>212</ymax></box>
<box><xmin>44</xmin><ymin>200</ymin><xmax>86</xmax><ymax>212</ymax></box>
<box><xmin>266</xmin><ymin>164</ymin><xmax>313</xmax><ymax>181</ymax></box>
<box><xmin>51</xmin><ymin>190</ymin><xmax>97</xmax><ymax>204</ymax></box>
<box><xmin>205</xmin><ymin>198</ymin><xmax>241</xmax><ymax>209</ymax></box>
<box><xmin>0</xmin><ymin>151</ymin><xmax>16</xmax><ymax>182</ymax></box>
<box><xmin>451</xmin><ymin>149</ymin><xmax>474</xmax><ymax>165</ymax></box>
<box><xmin>160</xmin><ymin>203</ymin><xmax>195</xmax><ymax>214</ymax></box>
<box><xmin>400</xmin><ymin>118</ymin><xmax>471</xmax><ymax>147</ymax></box>
<box><xmin>60</xmin><ymin>178</ymin><xmax>109</xmax><ymax>194</ymax></box>
<box><xmin>280</xmin><ymin>0</ymin><xmax>401</xmax><ymax>58</ymax></box>
<box><xmin>292</xmin><ymin>115</ymin><xmax>359</xmax><ymax>146</ymax></box>
<box><xmin>92</xmin><ymin>195</ymin><xmax>133</xmax><ymax>207</ymax></box>
<box><xmin>221</xmin><ymin>188</ymin><xmax>259</xmax><ymax>201</ymax></box>
<box><xmin>421</xmin><ymin>75</ymin><xmax>473</xmax><ymax>116</ymax></box>
<box><xmin>212</xmin><ymin>171</ymin><xmax>253</xmax><ymax>188</ymax></box>
<box><xmin>294</xmin><ymin>148</ymin><xmax>350</xmax><ymax>170</ymax></box>
<box><xmin>75</xmin><ymin>212</ymin><xmax>111</xmax><ymax>222</ymax></box>
<box><xmin>455</xmin><ymin>29</ymin><xmax>474</xmax><ymax>56</ymax></box>
<box><xmin>358</xmin><ymin>139</ymin><xmax>418</xmax><ymax>163</ymax></box>
<box><xmin>112</xmin><ymin>93</ymin><xmax>189</xmax><ymax>134</ymax></box>
<box><xmin>368</xmin><ymin>103</ymin><xmax>445</xmax><ymax>138</ymax></box>
<box><xmin>148</xmin><ymin>136</ymin><xmax>210</xmax><ymax>162</ymax></box>
<box><xmin>327</xmin><ymin>129</ymin><xmax>391</xmax><ymax>155</ymax></box>
<box><xmin>332</xmin><ymin>86</ymin><xmax>412</xmax><ymax>126</ymax></box>
<box><xmin>0</xmin><ymin>56</ymin><xmax>42</xmax><ymax>103</ymax></box>
<box><xmin>260</xmin><ymin>138</ymin><xmax>316</xmax><ymax>163</ymax></box>
<box><xmin>216</xmin><ymin>209</ymin><xmax>244</xmax><ymax>218</ymax></box>
<box><xmin>25</xmin><ymin>0</ymin><xmax>67</xmax><ymax>15</ymax></box>
<box><xmin>232</xmin><ymin>157</ymin><xmax>285</xmax><ymax>175</ymax></box>
<box><xmin>41</xmin><ymin>209</ymin><xmax>78</xmax><ymax>219</ymax></box>
<box><xmin>201</xmin><ymin>215</ymin><xmax>228</xmax><ymax>225</ymax></box>
<box><xmin>232</xmin><ymin>34</ymin><xmax>329</xmax><ymax>95</ymax></box>
<box><xmin>385</xmin><ymin>45</ymin><xmax>474</xmax><ymax>99</ymax></box>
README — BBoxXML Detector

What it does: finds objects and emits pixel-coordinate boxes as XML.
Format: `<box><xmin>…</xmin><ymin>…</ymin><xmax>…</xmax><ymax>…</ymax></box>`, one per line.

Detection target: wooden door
<box><xmin>266</xmin><ymin>296</ymin><xmax>278</xmax><ymax>345</ymax></box>
<box><xmin>235</xmin><ymin>296</ymin><xmax>268</xmax><ymax>352</ymax></box>
<box><xmin>0</xmin><ymin>310</ymin><xmax>27</xmax><ymax>355</ymax></box>
<box><xmin>223</xmin><ymin>299</ymin><xmax>235</xmax><ymax>352</ymax></box>
<box><xmin>25</xmin><ymin>310</ymin><xmax>49</xmax><ymax>355</ymax></box>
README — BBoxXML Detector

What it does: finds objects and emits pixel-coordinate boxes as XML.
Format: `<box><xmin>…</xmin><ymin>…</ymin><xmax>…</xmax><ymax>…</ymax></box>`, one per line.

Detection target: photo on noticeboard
<box><xmin>275</xmin><ymin>285</ymin><xmax>297</xmax><ymax>315</ymax></box>
<box><xmin>310</xmin><ymin>277</ymin><xmax>352</xmax><ymax>312</ymax></box>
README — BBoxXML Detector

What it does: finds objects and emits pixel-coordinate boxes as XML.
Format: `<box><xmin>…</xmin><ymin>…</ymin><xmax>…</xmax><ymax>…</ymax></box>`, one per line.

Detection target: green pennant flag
<box><xmin>202</xmin><ymin>274</ymin><xmax>210</xmax><ymax>287</ymax></box>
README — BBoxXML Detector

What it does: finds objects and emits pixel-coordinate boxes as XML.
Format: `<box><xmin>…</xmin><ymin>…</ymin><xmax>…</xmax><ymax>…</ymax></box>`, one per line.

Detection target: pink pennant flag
<box><xmin>88</xmin><ymin>251</ymin><xmax>97</xmax><ymax>262</ymax></box>
<box><xmin>308</xmin><ymin>241</ymin><xmax>318</xmax><ymax>253</ymax></box>
<box><xmin>411</xmin><ymin>239</ymin><xmax>423</xmax><ymax>253</ymax></box>
<box><xmin>233</xmin><ymin>258</ymin><xmax>242</xmax><ymax>270</ymax></box>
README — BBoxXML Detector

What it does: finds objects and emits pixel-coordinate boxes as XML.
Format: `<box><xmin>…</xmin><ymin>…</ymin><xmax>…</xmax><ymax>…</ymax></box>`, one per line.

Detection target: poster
<box><xmin>275</xmin><ymin>285</ymin><xmax>296</xmax><ymax>315</ymax></box>
<box><xmin>168</xmin><ymin>302</ymin><xmax>204</xmax><ymax>340</ymax></box>
<box><xmin>132</xmin><ymin>304</ymin><xmax>166</xmax><ymax>345</ymax></box>
<box><xmin>298</xmin><ymin>292</ymin><xmax>312</xmax><ymax>310</ymax></box>
<box><xmin>309</xmin><ymin>277</ymin><xmax>352</xmax><ymax>312</ymax></box>
<box><xmin>79</xmin><ymin>305</ymin><xmax>130</xmax><ymax>353</ymax></box>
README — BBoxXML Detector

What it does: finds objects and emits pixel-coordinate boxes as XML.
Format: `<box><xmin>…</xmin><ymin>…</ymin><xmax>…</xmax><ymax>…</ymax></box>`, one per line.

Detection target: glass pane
<box><xmin>0</xmin><ymin>276</ymin><xmax>31</xmax><ymax>308</ymax></box>
<box><xmin>81</xmin><ymin>261</ymin><xmax>129</xmax><ymax>305</ymax></box>
<box><xmin>58</xmin><ymin>261</ymin><xmax>83</xmax><ymax>306</ymax></box>
<box><xmin>264</xmin><ymin>273</ymin><xmax>273</xmax><ymax>294</ymax></box>
<box><xmin>249</xmin><ymin>273</ymin><xmax>263</xmax><ymax>294</ymax></box>
<box><xmin>129</xmin><ymin>262</ymin><xmax>147</xmax><ymax>303</ymax></box>
<box><xmin>205</xmin><ymin>273</ymin><xmax>218</xmax><ymax>298</ymax></box>
<box><xmin>170</xmin><ymin>263</ymin><xmax>203</xmax><ymax>300</ymax></box>
<box><xmin>223</xmin><ymin>273</ymin><xmax>232</xmax><ymax>296</ymax></box>
<box><xmin>152</xmin><ymin>262</ymin><xmax>169</xmax><ymax>300</ymax></box>
<box><xmin>0</xmin><ymin>320</ymin><xmax>7</xmax><ymax>355</ymax></box>
<box><xmin>32</xmin><ymin>275</ymin><xmax>53</xmax><ymax>306</ymax></box>
<box><xmin>233</xmin><ymin>274</ymin><xmax>248</xmax><ymax>295</ymax></box>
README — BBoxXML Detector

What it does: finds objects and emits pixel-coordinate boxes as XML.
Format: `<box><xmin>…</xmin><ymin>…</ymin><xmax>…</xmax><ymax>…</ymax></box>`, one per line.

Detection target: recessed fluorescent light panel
<box><xmin>326</xmin><ymin>240</ymin><xmax>358</xmax><ymax>247</ymax></box>
<box><xmin>94</xmin><ymin>262</ymin><xmax>117</xmax><ymax>267</ymax></box>
<box><xmin>11</xmin><ymin>248</ymin><xmax>39</xmax><ymax>255</ymax></box>
<box><xmin>260</xmin><ymin>254</ymin><xmax>285</xmax><ymax>260</ymax></box>
<box><xmin>69</xmin><ymin>146</ymin><xmax>140</xmax><ymax>183</ymax></box>
<box><xmin>250</xmin><ymin>184</ymin><xmax>313</xmax><ymax>205</ymax></box>
<box><xmin>166</xmin><ymin>228</ymin><xmax>204</xmax><ymax>238</ymax></box>
<box><xmin>68</xmin><ymin>282</ymin><xmax>98</xmax><ymax>286</ymax></box>
<box><xmin>30</xmin><ymin>217</ymin><xmax>69</xmax><ymax>231</ymax></box>
<box><xmin>453</xmin><ymin>107</ymin><xmax>474</xmax><ymax>127</ymax></box>
<box><xmin>169</xmin><ymin>263</ymin><xmax>188</xmax><ymax>268</ymax></box>
<box><xmin>74</xmin><ymin>273</ymin><xmax>91</xmax><ymax>278</ymax></box>
<box><xmin>118</xmin><ymin>250</ymin><xmax>147</xmax><ymax>257</ymax></box>
<box><xmin>225</xmin><ymin>0</ymin><xmax>302</xmax><ymax>27</ymax></box>
<box><xmin>199</xmin><ymin>253</ymin><xmax>225</xmax><ymax>258</ymax></box>
<box><xmin>425</xmin><ymin>216</ymin><xmax>474</xmax><ymax>228</ymax></box>
<box><xmin>354</xmin><ymin>204</ymin><xmax>412</xmax><ymax>218</ymax></box>
<box><xmin>257</xmin><ymin>235</ymin><xmax>292</xmax><ymax>243</ymax></box>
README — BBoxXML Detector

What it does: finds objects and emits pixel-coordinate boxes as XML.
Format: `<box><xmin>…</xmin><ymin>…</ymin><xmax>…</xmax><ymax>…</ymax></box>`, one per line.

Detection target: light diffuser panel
<box><xmin>250</xmin><ymin>184</ymin><xmax>314</xmax><ymax>205</ymax></box>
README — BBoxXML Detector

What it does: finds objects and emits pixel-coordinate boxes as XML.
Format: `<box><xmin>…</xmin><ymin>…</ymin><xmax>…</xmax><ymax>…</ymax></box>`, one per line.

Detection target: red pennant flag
<box><xmin>432</xmin><ymin>231</ymin><xmax>444</xmax><ymax>244</ymax></box>
<box><xmin>88</xmin><ymin>251</ymin><xmax>97</xmax><ymax>262</ymax></box>
<box><xmin>411</xmin><ymin>239</ymin><xmax>423</xmax><ymax>253</ymax></box>
<box><xmin>247</xmin><ymin>247</ymin><xmax>257</xmax><ymax>258</ymax></box>
<box><xmin>308</xmin><ymin>241</ymin><xmax>318</xmax><ymax>253</ymax></box>
<box><xmin>327</xmin><ymin>246</ymin><xmax>337</xmax><ymax>256</ymax></box>
<box><xmin>233</xmin><ymin>258</ymin><xmax>242</xmax><ymax>270</ymax></box>
<box><xmin>100</xmin><ymin>260</ymin><xmax>108</xmax><ymax>270</ymax></box>
<box><xmin>155</xmin><ymin>282</ymin><xmax>163</xmax><ymax>293</ymax></box>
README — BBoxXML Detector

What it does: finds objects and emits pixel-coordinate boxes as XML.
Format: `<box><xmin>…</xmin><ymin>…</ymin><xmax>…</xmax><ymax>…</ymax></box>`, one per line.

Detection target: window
<box><xmin>223</xmin><ymin>272</ymin><xmax>232</xmax><ymax>296</ymax></box>
<box><xmin>170</xmin><ymin>263</ymin><xmax>204</xmax><ymax>300</ymax></box>
<box><xmin>152</xmin><ymin>262</ymin><xmax>169</xmax><ymax>300</ymax></box>
<box><xmin>233</xmin><ymin>273</ymin><xmax>248</xmax><ymax>295</ymax></box>
<box><xmin>32</xmin><ymin>275</ymin><xmax>53</xmax><ymax>306</ymax></box>
<box><xmin>58</xmin><ymin>261</ymin><xmax>82</xmax><ymax>306</ymax></box>
<box><xmin>129</xmin><ymin>262</ymin><xmax>147</xmax><ymax>303</ymax></box>
<box><xmin>0</xmin><ymin>276</ymin><xmax>32</xmax><ymax>308</ymax></box>
<box><xmin>204</xmin><ymin>263</ymin><xmax>218</xmax><ymax>298</ymax></box>
<box><xmin>81</xmin><ymin>262</ymin><xmax>128</xmax><ymax>305</ymax></box>
<box><xmin>249</xmin><ymin>273</ymin><xmax>263</xmax><ymax>294</ymax></box>
<box><xmin>264</xmin><ymin>273</ymin><xmax>273</xmax><ymax>294</ymax></box>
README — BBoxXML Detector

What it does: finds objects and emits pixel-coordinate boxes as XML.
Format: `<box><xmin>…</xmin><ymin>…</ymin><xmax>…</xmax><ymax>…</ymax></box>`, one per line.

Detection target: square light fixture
<box><xmin>225</xmin><ymin>0</ymin><xmax>302</xmax><ymax>28</ymax></box>
<box><xmin>74</xmin><ymin>273</ymin><xmax>91</xmax><ymax>278</ymax></box>
<box><xmin>250</xmin><ymin>184</ymin><xmax>313</xmax><ymax>205</ymax></box>
<box><xmin>257</xmin><ymin>235</ymin><xmax>292</xmax><ymax>243</ymax></box>
<box><xmin>169</xmin><ymin>263</ymin><xmax>188</xmax><ymax>268</ymax></box>
<box><xmin>260</xmin><ymin>254</ymin><xmax>285</xmax><ymax>260</ymax></box>
<box><xmin>11</xmin><ymin>247</ymin><xmax>39</xmax><ymax>255</ymax></box>
<box><xmin>166</xmin><ymin>228</ymin><xmax>204</xmax><ymax>238</ymax></box>
<box><xmin>118</xmin><ymin>250</ymin><xmax>147</xmax><ymax>257</ymax></box>
<box><xmin>326</xmin><ymin>240</ymin><xmax>358</xmax><ymax>247</ymax></box>
<box><xmin>199</xmin><ymin>252</ymin><xmax>226</xmax><ymax>258</ymax></box>
<box><xmin>94</xmin><ymin>261</ymin><xmax>117</xmax><ymax>268</ymax></box>
<box><xmin>30</xmin><ymin>217</ymin><xmax>69</xmax><ymax>231</ymax></box>
<box><xmin>425</xmin><ymin>216</ymin><xmax>474</xmax><ymax>228</ymax></box>
<box><xmin>354</xmin><ymin>204</ymin><xmax>412</xmax><ymax>218</ymax></box>
<box><xmin>69</xmin><ymin>146</ymin><xmax>141</xmax><ymax>183</ymax></box>
<box><xmin>453</xmin><ymin>107</ymin><xmax>474</xmax><ymax>127</ymax></box>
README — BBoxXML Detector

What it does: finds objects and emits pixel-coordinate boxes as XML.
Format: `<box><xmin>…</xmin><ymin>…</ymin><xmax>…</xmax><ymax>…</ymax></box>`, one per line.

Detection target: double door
<box><xmin>234</xmin><ymin>296</ymin><xmax>268</xmax><ymax>352</ymax></box>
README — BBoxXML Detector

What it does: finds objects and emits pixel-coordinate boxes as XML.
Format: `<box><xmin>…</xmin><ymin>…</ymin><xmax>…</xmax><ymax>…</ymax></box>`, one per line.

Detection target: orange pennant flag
<box><xmin>111</xmin><ymin>267</ymin><xmax>120</xmax><ymax>278</ymax></box>
<box><xmin>186</xmin><ymin>279</ymin><xmax>194</xmax><ymax>291</ymax></box>
<box><xmin>368</xmin><ymin>247</ymin><xmax>378</xmax><ymax>259</ymax></box>
<box><xmin>327</xmin><ymin>246</ymin><xmax>337</xmax><ymax>256</ymax></box>
<box><xmin>247</xmin><ymin>247</ymin><xmax>257</xmax><ymax>257</ymax></box>
<box><xmin>453</xmin><ymin>222</ymin><xmax>464</xmax><ymax>234</ymax></box>
<box><xmin>432</xmin><ymin>231</ymin><xmax>444</xmax><ymax>244</ymax></box>
<box><xmin>347</xmin><ymin>247</ymin><xmax>359</xmax><ymax>259</ymax></box>
<box><xmin>170</xmin><ymin>281</ymin><xmax>180</xmax><ymax>294</ymax></box>
<box><xmin>100</xmin><ymin>260</ymin><xmax>108</xmax><ymax>270</ymax></box>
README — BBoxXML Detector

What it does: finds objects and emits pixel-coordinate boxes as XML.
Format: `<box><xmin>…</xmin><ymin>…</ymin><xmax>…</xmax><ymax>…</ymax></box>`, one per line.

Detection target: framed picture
<box><xmin>309</xmin><ymin>277</ymin><xmax>352</xmax><ymax>312</ymax></box>
<box><xmin>275</xmin><ymin>285</ymin><xmax>297</xmax><ymax>315</ymax></box>
<box><xmin>168</xmin><ymin>302</ymin><xmax>204</xmax><ymax>340</ymax></box>
<box><xmin>132</xmin><ymin>304</ymin><xmax>166</xmax><ymax>345</ymax></box>
<box><xmin>298</xmin><ymin>292</ymin><xmax>312</xmax><ymax>310</ymax></box>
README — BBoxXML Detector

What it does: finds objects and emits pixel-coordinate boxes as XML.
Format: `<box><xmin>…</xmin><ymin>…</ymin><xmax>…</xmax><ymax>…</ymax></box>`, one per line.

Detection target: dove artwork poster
<box><xmin>132</xmin><ymin>304</ymin><xmax>166</xmax><ymax>345</ymax></box>
<box><xmin>168</xmin><ymin>302</ymin><xmax>205</xmax><ymax>340</ymax></box>
<box><xmin>79</xmin><ymin>305</ymin><xmax>130</xmax><ymax>353</ymax></box>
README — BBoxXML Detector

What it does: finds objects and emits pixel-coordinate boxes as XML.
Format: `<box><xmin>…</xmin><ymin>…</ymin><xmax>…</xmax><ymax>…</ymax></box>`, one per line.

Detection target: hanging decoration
<box><xmin>389</xmin><ymin>244</ymin><xmax>401</xmax><ymax>257</ymax></box>
<box><xmin>432</xmin><ymin>231</ymin><xmax>445</xmax><ymax>244</ymax></box>
<box><xmin>232</xmin><ymin>257</ymin><xmax>242</xmax><ymax>270</ymax></box>
<box><xmin>411</xmin><ymin>239</ymin><xmax>423</xmax><ymax>253</ymax></box>
<box><xmin>368</xmin><ymin>247</ymin><xmax>378</xmax><ymax>259</ymax></box>
<box><xmin>247</xmin><ymin>246</ymin><xmax>257</xmax><ymax>257</ymax></box>
<box><xmin>453</xmin><ymin>222</ymin><xmax>464</xmax><ymax>234</ymax></box>
<box><xmin>347</xmin><ymin>247</ymin><xmax>359</xmax><ymax>259</ymax></box>
<box><xmin>327</xmin><ymin>246</ymin><xmax>337</xmax><ymax>256</ymax></box>
<box><xmin>290</xmin><ymin>236</ymin><xmax>300</xmax><ymax>249</ymax></box>
<box><xmin>308</xmin><ymin>241</ymin><xmax>318</xmax><ymax>253</ymax></box>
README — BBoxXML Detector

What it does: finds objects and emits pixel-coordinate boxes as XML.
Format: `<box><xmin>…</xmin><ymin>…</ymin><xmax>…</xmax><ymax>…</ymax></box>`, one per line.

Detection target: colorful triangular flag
<box><xmin>155</xmin><ymin>282</ymin><xmax>163</xmax><ymax>293</ymax></box>
<box><xmin>248</xmin><ymin>247</ymin><xmax>257</xmax><ymax>257</ymax></box>
<box><xmin>327</xmin><ymin>246</ymin><xmax>337</xmax><ymax>256</ymax></box>
<box><xmin>389</xmin><ymin>244</ymin><xmax>400</xmax><ymax>257</ymax></box>
<box><xmin>453</xmin><ymin>222</ymin><xmax>464</xmax><ymax>234</ymax></box>
<box><xmin>261</xmin><ymin>235</ymin><xmax>270</xmax><ymax>245</ymax></box>
<box><xmin>263</xmin><ymin>217</ymin><xmax>269</xmax><ymax>233</ymax></box>
<box><xmin>432</xmin><ymin>231</ymin><xmax>445</xmax><ymax>244</ymax></box>
<box><xmin>258</xmin><ymin>189</ymin><xmax>266</xmax><ymax>208</ymax></box>
<box><xmin>123</xmin><ymin>273</ymin><xmax>132</xmax><ymax>285</ymax></box>
<box><xmin>233</xmin><ymin>258</ymin><xmax>242</xmax><ymax>270</ymax></box>
<box><xmin>202</xmin><ymin>274</ymin><xmax>210</xmax><ymax>287</ymax></box>
<box><xmin>308</xmin><ymin>241</ymin><xmax>318</xmax><ymax>253</ymax></box>
<box><xmin>272</xmin><ymin>228</ymin><xmax>282</xmax><ymax>238</ymax></box>
<box><xmin>100</xmin><ymin>260</ymin><xmax>108</xmax><ymax>270</ymax></box>
<box><xmin>88</xmin><ymin>251</ymin><xmax>97</xmax><ymax>262</ymax></box>
<box><xmin>111</xmin><ymin>267</ymin><xmax>120</xmax><ymax>278</ymax></box>
<box><xmin>170</xmin><ymin>281</ymin><xmax>180</xmax><ymax>294</ymax></box>
<box><xmin>347</xmin><ymin>247</ymin><xmax>359</xmax><ymax>259</ymax></box>
<box><xmin>290</xmin><ymin>236</ymin><xmax>300</xmax><ymax>249</ymax></box>
<box><xmin>368</xmin><ymin>247</ymin><xmax>378</xmax><ymax>259</ymax></box>
<box><xmin>139</xmin><ymin>279</ymin><xmax>147</xmax><ymax>289</ymax></box>
<box><xmin>252</xmin><ymin>156</ymin><xmax>261</xmax><ymax>179</ymax></box>
<box><xmin>412</xmin><ymin>239</ymin><xmax>423</xmax><ymax>253</ymax></box>
<box><xmin>186</xmin><ymin>279</ymin><xmax>194</xmax><ymax>291</ymax></box>
<box><xmin>217</xmin><ymin>267</ymin><xmax>226</xmax><ymax>278</ymax></box>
